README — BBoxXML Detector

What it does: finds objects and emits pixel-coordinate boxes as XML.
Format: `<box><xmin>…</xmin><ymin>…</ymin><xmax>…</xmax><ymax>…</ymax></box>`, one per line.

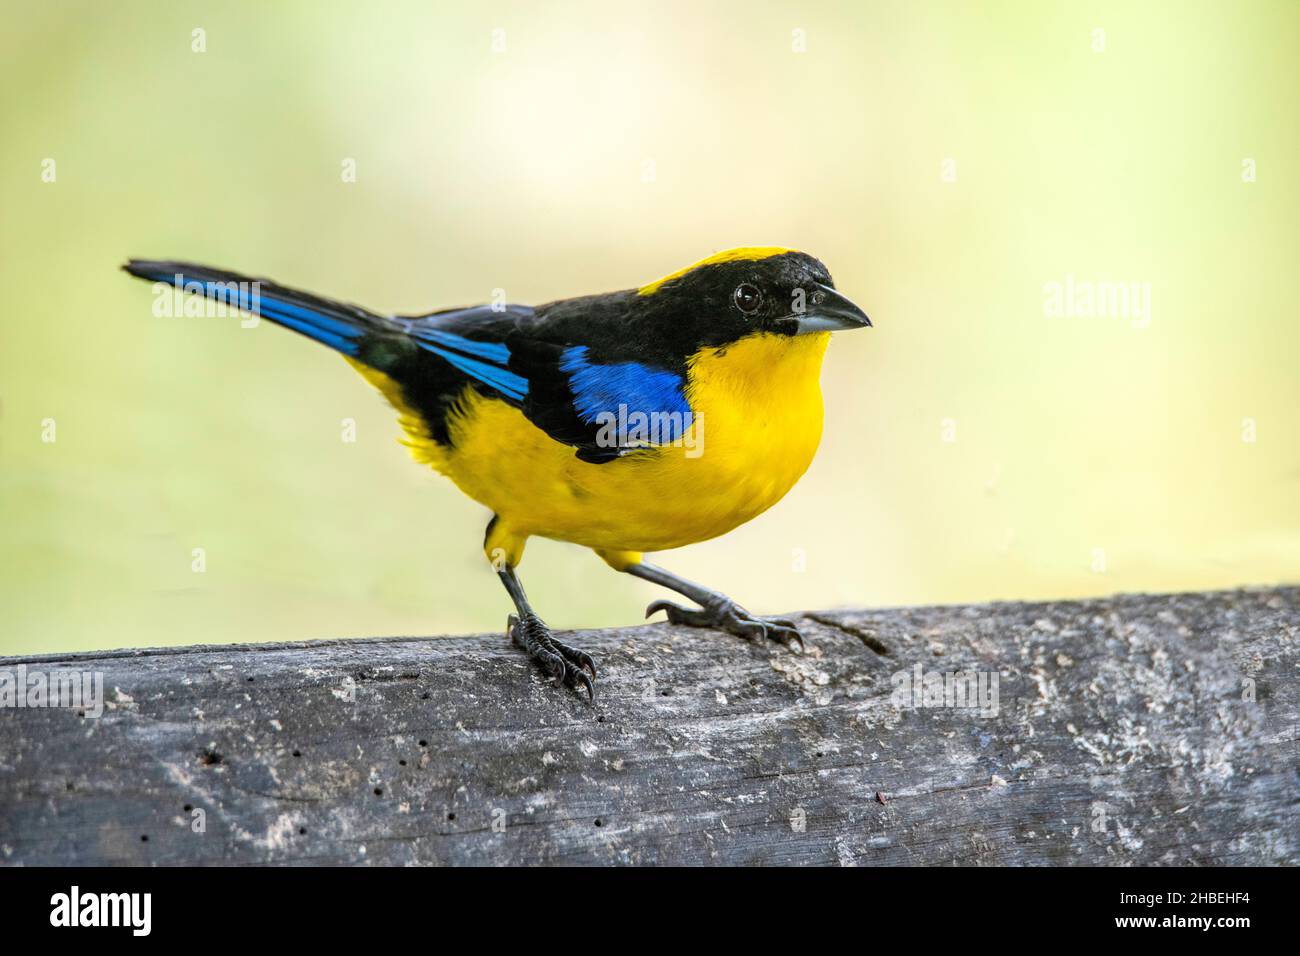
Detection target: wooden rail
<box><xmin>1</xmin><ymin>587</ymin><xmax>1295</xmax><ymax>865</ymax></box>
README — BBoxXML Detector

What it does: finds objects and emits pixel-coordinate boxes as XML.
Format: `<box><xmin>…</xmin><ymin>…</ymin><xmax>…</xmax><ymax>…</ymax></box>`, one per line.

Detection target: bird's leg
<box><xmin>626</xmin><ymin>561</ymin><xmax>804</xmax><ymax>652</ymax></box>
<box><xmin>497</xmin><ymin>564</ymin><xmax>597</xmax><ymax>701</ymax></box>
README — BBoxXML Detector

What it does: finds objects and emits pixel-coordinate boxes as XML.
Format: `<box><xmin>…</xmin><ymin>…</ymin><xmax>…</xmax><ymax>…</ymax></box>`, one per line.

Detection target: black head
<box><xmin>634</xmin><ymin>248</ymin><xmax>870</xmax><ymax>348</ymax></box>
<box><xmin>531</xmin><ymin>248</ymin><xmax>870</xmax><ymax>371</ymax></box>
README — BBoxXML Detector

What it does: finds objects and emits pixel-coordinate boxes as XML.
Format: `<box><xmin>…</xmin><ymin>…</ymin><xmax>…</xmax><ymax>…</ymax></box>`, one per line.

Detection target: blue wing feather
<box><xmin>558</xmin><ymin>346</ymin><xmax>692</xmax><ymax>443</ymax></box>
<box><xmin>413</xmin><ymin>338</ymin><xmax>528</xmax><ymax>400</ymax></box>
<box><xmin>404</xmin><ymin>310</ymin><xmax>529</xmax><ymax>400</ymax></box>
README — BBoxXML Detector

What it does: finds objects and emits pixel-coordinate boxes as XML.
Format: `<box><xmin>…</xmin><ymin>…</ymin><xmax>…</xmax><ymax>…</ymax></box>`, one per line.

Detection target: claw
<box><xmin>648</xmin><ymin>596</ymin><xmax>806</xmax><ymax>652</ymax></box>
<box><xmin>781</xmin><ymin>634</ymin><xmax>806</xmax><ymax>653</ymax></box>
<box><xmin>573</xmin><ymin>667</ymin><xmax>596</xmax><ymax>703</ymax></box>
<box><xmin>648</xmin><ymin>599</ymin><xmax>714</xmax><ymax>628</ymax></box>
<box><xmin>769</xmin><ymin>623</ymin><xmax>805</xmax><ymax>653</ymax></box>
<box><xmin>645</xmin><ymin>599</ymin><xmax>677</xmax><ymax>619</ymax></box>
<box><xmin>540</xmin><ymin>648</ymin><xmax>566</xmax><ymax>685</ymax></box>
<box><xmin>508</xmin><ymin>612</ymin><xmax>599</xmax><ymax>704</ymax></box>
<box><xmin>551</xmin><ymin>638</ymin><xmax>598</xmax><ymax>679</ymax></box>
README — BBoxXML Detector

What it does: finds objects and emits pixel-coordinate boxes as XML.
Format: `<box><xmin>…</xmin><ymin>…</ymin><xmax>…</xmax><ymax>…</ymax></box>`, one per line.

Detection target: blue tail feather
<box><xmin>123</xmin><ymin>260</ymin><xmax>375</xmax><ymax>356</ymax></box>
<box><xmin>124</xmin><ymin>259</ymin><xmax>535</xmax><ymax>404</ymax></box>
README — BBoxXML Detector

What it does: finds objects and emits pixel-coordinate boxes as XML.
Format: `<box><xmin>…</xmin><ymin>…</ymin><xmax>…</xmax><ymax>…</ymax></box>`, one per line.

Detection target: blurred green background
<box><xmin>2</xmin><ymin>1</ymin><xmax>1297</xmax><ymax>655</ymax></box>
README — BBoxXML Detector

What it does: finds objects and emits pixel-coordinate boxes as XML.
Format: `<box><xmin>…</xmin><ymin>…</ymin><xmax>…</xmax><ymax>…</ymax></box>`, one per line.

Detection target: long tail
<box><xmin>123</xmin><ymin>259</ymin><xmax>388</xmax><ymax>356</ymax></box>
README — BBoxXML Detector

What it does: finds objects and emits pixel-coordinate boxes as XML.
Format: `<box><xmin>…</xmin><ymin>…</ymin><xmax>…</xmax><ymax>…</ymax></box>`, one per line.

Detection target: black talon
<box><xmin>647</xmin><ymin>599</ymin><xmax>714</xmax><ymax>628</ymax></box>
<box><xmin>652</xmin><ymin>600</ymin><xmax>688</xmax><ymax>625</ymax></box>
<box><xmin>772</xmin><ymin>627</ymin><xmax>805</xmax><ymax>653</ymax></box>
<box><xmin>578</xmin><ymin>656</ymin><xmax>597</xmax><ymax>680</ymax></box>
<box><xmin>552</xmin><ymin>638</ymin><xmax>598</xmax><ymax>680</ymax></box>
<box><xmin>507</xmin><ymin>612</ymin><xmax>599</xmax><ymax>703</ymax></box>
<box><xmin>628</xmin><ymin>562</ymin><xmax>806</xmax><ymax>651</ymax></box>
<box><xmin>572</xmin><ymin>666</ymin><xmax>596</xmax><ymax>703</ymax></box>
<box><xmin>647</xmin><ymin>594</ymin><xmax>806</xmax><ymax>652</ymax></box>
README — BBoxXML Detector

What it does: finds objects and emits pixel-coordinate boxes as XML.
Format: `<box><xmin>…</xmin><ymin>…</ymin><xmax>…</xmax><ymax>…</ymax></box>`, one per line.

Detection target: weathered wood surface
<box><xmin>1</xmin><ymin>588</ymin><xmax>1296</xmax><ymax>865</ymax></box>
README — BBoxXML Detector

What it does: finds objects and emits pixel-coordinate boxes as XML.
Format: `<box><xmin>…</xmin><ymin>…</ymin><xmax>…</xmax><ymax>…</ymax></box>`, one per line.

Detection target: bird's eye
<box><xmin>733</xmin><ymin>283</ymin><xmax>762</xmax><ymax>315</ymax></box>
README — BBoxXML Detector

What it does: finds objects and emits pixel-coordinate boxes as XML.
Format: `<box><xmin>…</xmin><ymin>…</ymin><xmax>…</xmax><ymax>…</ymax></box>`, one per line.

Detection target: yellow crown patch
<box><xmin>637</xmin><ymin>247</ymin><xmax>793</xmax><ymax>296</ymax></box>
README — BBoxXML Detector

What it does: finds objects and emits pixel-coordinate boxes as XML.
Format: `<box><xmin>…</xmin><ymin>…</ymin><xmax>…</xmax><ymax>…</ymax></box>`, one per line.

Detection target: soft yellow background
<box><xmin>2</xmin><ymin>1</ymin><xmax>1296</xmax><ymax>655</ymax></box>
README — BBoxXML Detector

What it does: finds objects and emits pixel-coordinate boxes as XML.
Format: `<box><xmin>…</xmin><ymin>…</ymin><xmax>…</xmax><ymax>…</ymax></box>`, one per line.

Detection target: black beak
<box><xmin>794</xmin><ymin>283</ymin><xmax>871</xmax><ymax>333</ymax></box>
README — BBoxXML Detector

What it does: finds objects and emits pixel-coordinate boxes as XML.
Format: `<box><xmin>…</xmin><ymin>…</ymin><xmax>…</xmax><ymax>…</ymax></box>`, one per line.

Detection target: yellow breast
<box><xmin>361</xmin><ymin>332</ymin><xmax>830</xmax><ymax>560</ymax></box>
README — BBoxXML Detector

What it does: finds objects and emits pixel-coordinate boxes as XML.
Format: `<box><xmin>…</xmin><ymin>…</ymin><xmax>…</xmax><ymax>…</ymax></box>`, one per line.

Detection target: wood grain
<box><xmin>1</xmin><ymin>588</ymin><xmax>1295</xmax><ymax>865</ymax></box>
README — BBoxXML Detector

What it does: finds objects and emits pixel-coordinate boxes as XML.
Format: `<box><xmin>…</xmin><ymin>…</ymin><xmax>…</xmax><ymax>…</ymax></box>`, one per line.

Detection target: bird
<box><xmin>124</xmin><ymin>248</ymin><xmax>871</xmax><ymax>701</ymax></box>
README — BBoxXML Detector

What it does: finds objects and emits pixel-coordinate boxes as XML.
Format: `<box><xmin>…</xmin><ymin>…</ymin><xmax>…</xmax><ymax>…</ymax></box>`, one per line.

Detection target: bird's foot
<box><xmin>646</xmin><ymin>595</ymin><xmax>804</xmax><ymax>652</ymax></box>
<box><xmin>508</xmin><ymin>613</ymin><xmax>597</xmax><ymax>702</ymax></box>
